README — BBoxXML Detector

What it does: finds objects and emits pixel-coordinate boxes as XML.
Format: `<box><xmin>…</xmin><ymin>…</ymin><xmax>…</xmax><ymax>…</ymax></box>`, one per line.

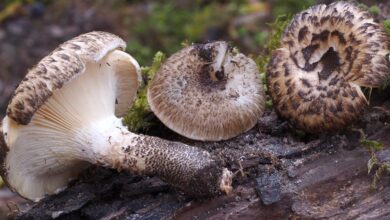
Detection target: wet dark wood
<box><xmin>16</xmin><ymin>101</ymin><xmax>390</xmax><ymax>219</ymax></box>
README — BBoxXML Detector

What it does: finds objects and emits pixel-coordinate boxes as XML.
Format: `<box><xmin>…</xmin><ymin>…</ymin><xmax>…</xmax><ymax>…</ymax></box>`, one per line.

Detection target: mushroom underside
<box><xmin>2</xmin><ymin>50</ymin><xmax>138</xmax><ymax>200</ymax></box>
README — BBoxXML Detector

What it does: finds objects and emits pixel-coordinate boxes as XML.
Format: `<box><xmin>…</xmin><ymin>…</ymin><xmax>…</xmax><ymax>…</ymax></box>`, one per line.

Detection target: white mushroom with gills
<box><xmin>148</xmin><ymin>42</ymin><xmax>265</xmax><ymax>141</ymax></box>
<box><xmin>267</xmin><ymin>1</ymin><xmax>390</xmax><ymax>133</ymax></box>
<box><xmin>0</xmin><ymin>31</ymin><xmax>232</xmax><ymax>201</ymax></box>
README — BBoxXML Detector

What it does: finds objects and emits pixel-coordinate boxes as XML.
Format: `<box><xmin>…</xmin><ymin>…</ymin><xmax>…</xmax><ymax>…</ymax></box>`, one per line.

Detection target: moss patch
<box><xmin>255</xmin><ymin>15</ymin><xmax>292</xmax><ymax>108</ymax></box>
<box><xmin>123</xmin><ymin>52</ymin><xmax>166</xmax><ymax>132</ymax></box>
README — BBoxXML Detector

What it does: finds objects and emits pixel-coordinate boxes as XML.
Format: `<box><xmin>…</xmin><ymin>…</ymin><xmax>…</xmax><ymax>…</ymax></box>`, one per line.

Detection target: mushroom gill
<box><xmin>267</xmin><ymin>1</ymin><xmax>390</xmax><ymax>133</ymax></box>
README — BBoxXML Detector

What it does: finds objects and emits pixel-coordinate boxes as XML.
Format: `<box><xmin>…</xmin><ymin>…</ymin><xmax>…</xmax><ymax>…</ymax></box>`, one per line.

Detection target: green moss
<box><xmin>369</xmin><ymin>5</ymin><xmax>380</xmax><ymax>16</ymax></box>
<box><xmin>254</xmin><ymin>31</ymin><xmax>269</xmax><ymax>47</ymax></box>
<box><xmin>383</xmin><ymin>19</ymin><xmax>390</xmax><ymax>35</ymax></box>
<box><xmin>126</xmin><ymin>42</ymin><xmax>154</xmax><ymax>68</ymax></box>
<box><xmin>255</xmin><ymin>15</ymin><xmax>292</xmax><ymax>75</ymax></box>
<box><xmin>259</xmin><ymin>72</ymin><xmax>266</xmax><ymax>88</ymax></box>
<box><xmin>123</xmin><ymin>52</ymin><xmax>166</xmax><ymax>132</ymax></box>
<box><xmin>144</xmin><ymin>51</ymin><xmax>166</xmax><ymax>81</ymax></box>
<box><xmin>255</xmin><ymin>15</ymin><xmax>292</xmax><ymax>108</ymax></box>
<box><xmin>265</xmin><ymin>100</ymin><xmax>273</xmax><ymax>109</ymax></box>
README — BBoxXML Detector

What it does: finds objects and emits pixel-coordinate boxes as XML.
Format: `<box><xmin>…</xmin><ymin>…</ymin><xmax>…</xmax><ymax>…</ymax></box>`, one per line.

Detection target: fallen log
<box><xmin>16</xmin><ymin>104</ymin><xmax>390</xmax><ymax>219</ymax></box>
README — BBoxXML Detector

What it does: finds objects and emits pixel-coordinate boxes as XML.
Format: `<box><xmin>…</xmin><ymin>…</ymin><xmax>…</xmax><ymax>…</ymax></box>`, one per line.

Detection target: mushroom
<box><xmin>148</xmin><ymin>41</ymin><xmax>265</xmax><ymax>141</ymax></box>
<box><xmin>0</xmin><ymin>31</ymin><xmax>232</xmax><ymax>201</ymax></box>
<box><xmin>267</xmin><ymin>1</ymin><xmax>390</xmax><ymax>133</ymax></box>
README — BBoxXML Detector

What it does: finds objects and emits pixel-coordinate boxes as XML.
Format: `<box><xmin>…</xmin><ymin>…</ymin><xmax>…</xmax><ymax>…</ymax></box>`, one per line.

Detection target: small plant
<box><xmin>123</xmin><ymin>52</ymin><xmax>166</xmax><ymax>132</ymax></box>
<box><xmin>360</xmin><ymin>134</ymin><xmax>390</xmax><ymax>189</ymax></box>
<box><xmin>366</xmin><ymin>147</ymin><xmax>390</xmax><ymax>189</ymax></box>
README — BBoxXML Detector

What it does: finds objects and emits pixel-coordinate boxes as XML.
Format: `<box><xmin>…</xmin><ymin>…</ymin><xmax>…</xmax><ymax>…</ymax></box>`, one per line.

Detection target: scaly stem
<box><xmin>95</xmin><ymin>117</ymin><xmax>232</xmax><ymax>197</ymax></box>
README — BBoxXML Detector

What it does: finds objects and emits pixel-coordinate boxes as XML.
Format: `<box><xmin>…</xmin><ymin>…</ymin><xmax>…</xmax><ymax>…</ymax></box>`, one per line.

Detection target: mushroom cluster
<box><xmin>148</xmin><ymin>42</ymin><xmax>265</xmax><ymax>141</ymax></box>
<box><xmin>267</xmin><ymin>1</ymin><xmax>390</xmax><ymax>132</ymax></box>
<box><xmin>0</xmin><ymin>32</ymin><xmax>232</xmax><ymax>201</ymax></box>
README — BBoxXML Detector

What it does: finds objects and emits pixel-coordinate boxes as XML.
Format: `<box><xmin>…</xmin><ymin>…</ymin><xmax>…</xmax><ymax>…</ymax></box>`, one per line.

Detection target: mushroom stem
<box><xmin>86</xmin><ymin>116</ymin><xmax>233</xmax><ymax>197</ymax></box>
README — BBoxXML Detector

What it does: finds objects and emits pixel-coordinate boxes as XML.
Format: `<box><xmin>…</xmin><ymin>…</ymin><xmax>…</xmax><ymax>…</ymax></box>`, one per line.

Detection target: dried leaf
<box><xmin>367</xmin><ymin>156</ymin><xmax>378</xmax><ymax>174</ymax></box>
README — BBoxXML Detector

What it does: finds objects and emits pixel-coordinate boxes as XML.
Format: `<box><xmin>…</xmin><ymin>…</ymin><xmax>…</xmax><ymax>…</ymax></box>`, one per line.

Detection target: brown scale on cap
<box><xmin>148</xmin><ymin>42</ymin><xmax>265</xmax><ymax>141</ymax></box>
<box><xmin>7</xmin><ymin>31</ymin><xmax>127</xmax><ymax>125</ymax></box>
<box><xmin>267</xmin><ymin>1</ymin><xmax>390</xmax><ymax>133</ymax></box>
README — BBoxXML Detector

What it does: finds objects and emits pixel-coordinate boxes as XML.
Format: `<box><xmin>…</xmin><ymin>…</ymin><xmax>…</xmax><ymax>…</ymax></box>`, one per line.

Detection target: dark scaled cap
<box><xmin>267</xmin><ymin>1</ymin><xmax>390</xmax><ymax>132</ymax></box>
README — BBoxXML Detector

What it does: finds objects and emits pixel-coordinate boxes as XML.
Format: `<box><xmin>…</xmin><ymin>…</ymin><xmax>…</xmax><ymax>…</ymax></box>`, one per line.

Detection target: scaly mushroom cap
<box><xmin>0</xmin><ymin>31</ymin><xmax>141</xmax><ymax>200</ymax></box>
<box><xmin>7</xmin><ymin>31</ymin><xmax>140</xmax><ymax>124</ymax></box>
<box><xmin>267</xmin><ymin>1</ymin><xmax>390</xmax><ymax>132</ymax></box>
<box><xmin>148</xmin><ymin>42</ymin><xmax>265</xmax><ymax>141</ymax></box>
